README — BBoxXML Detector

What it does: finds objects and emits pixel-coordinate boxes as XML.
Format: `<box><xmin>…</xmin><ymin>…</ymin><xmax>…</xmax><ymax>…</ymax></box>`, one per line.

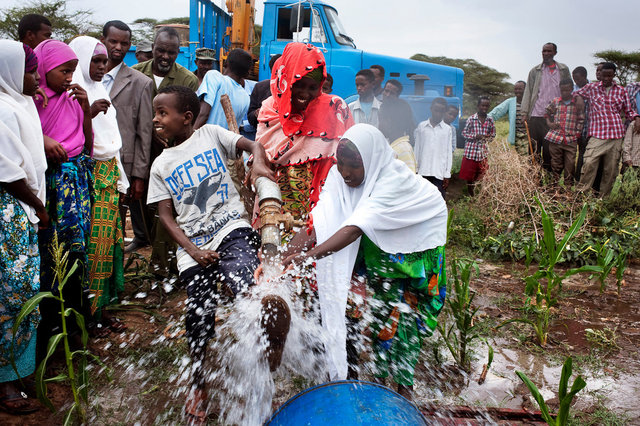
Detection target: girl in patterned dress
<box><xmin>0</xmin><ymin>40</ymin><xmax>47</xmax><ymax>414</ymax></box>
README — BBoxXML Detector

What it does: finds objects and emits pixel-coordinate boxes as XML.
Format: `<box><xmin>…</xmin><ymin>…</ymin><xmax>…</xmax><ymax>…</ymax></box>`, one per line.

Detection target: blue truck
<box><xmin>124</xmin><ymin>0</ymin><xmax>464</xmax><ymax>125</ymax></box>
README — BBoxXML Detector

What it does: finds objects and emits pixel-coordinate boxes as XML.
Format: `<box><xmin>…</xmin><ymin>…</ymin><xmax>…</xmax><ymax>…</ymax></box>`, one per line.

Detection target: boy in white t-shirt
<box><xmin>146</xmin><ymin>85</ymin><xmax>276</xmax><ymax>422</ymax></box>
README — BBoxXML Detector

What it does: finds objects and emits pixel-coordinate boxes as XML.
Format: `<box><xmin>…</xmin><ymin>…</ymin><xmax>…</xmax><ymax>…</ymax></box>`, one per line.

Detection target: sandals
<box><xmin>0</xmin><ymin>391</ymin><xmax>40</xmax><ymax>415</ymax></box>
<box><xmin>185</xmin><ymin>388</ymin><xmax>207</xmax><ymax>425</ymax></box>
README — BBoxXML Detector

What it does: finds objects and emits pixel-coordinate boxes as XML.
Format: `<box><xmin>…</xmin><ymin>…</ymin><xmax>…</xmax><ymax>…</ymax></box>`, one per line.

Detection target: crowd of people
<box><xmin>0</xmin><ymin>12</ymin><xmax>637</xmax><ymax>423</ymax></box>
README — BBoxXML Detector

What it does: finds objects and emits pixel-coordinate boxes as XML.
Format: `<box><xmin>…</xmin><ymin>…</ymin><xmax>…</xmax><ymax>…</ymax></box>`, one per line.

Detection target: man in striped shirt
<box><xmin>574</xmin><ymin>62</ymin><xmax>640</xmax><ymax>196</ymax></box>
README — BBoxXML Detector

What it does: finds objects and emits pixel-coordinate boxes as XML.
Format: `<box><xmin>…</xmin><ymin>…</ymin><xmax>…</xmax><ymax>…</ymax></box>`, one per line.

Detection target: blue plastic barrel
<box><xmin>266</xmin><ymin>380</ymin><xmax>428</xmax><ymax>425</ymax></box>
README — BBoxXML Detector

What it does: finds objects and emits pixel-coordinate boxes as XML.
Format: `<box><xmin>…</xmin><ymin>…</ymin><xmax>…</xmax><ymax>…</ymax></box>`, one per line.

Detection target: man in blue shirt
<box><xmin>488</xmin><ymin>81</ymin><xmax>528</xmax><ymax>155</ymax></box>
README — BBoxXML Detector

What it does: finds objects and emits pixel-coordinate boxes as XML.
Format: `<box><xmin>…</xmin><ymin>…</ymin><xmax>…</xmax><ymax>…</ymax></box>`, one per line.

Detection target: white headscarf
<box><xmin>311</xmin><ymin>123</ymin><xmax>448</xmax><ymax>380</ymax></box>
<box><xmin>0</xmin><ymin>39</ymin><xmax>47</xmax><ymax>224</ymax></box>
<box><xmin>69</xmin><ymin>36</ymin><xmax>129</xmax><ymax>192</ymax></box>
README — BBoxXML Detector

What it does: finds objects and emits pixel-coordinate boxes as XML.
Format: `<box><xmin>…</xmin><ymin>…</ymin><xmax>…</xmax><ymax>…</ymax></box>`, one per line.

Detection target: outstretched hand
<box><xmin>282</xmin><ymin>252</ymin><xmax>307</xmax><ymax>268</ymax></box>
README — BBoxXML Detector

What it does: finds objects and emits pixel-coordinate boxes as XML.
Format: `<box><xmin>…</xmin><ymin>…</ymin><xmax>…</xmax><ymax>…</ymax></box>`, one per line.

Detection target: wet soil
<box><xmin>3</xmin><ymin>221</ymin><xmax>640</xmax><ymax>424</ymax></box>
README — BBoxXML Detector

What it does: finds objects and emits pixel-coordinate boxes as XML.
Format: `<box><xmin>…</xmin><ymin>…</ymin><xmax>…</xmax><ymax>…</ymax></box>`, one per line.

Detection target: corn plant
<box><xmin>516</xmin><ymin>356</ymin><xmax>586</xmax><ymax>426</ymax></box>
<box><xmin>437</xmin><ymin>257</ymin><xmax>481</xmax><ymax>372</ymax></box>
<box><xmin>589</xmin><ymin>239</ymin><xmax>616</xmax><ymax>293</ymax></box>
<box><xmin>12</xmin><ymin>233</ymin><xmax>109</xmax><ymax>425</ymax></box>
<box><xmin>500</xmin><ymin>200</ymin><xmax>601</xmax><ymax>346</ymax></box>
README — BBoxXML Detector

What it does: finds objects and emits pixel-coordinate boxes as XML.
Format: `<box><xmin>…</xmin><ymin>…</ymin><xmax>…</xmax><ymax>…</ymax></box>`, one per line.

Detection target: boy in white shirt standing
<box><xmin>414</xmin><ymin>98</ymin><xmax>453</xmax><ymax>198</ymax></box>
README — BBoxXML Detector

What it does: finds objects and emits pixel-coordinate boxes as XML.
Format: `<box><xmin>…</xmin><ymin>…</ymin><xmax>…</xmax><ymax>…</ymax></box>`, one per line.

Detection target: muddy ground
<box><xmin>2</xmin><ymin>214</ymin><xmax>639</xmax><ymax>425</ymax></box>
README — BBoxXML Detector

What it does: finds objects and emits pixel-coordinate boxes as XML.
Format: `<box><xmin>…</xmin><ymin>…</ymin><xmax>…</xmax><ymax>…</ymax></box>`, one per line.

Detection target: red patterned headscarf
<box><xmin>22</xmin><ymin>43</ymin><xmax>38</xmax><ymax>73</ymax></box>
<box><xmin>270</xmin><ymin>42</ymin><xmax>352</xmax><ymax>139</ymax></box>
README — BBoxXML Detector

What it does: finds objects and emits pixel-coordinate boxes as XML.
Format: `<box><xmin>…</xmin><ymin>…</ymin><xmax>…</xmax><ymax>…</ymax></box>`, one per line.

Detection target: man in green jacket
<box><xmin>521</xmin><ymin>43</ymin><xmax>571</xmax><ymax>171</ymax></box>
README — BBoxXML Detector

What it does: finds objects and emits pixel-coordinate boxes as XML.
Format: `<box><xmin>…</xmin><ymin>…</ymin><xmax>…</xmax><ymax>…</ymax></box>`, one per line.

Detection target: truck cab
<box><xmin>259</xmin><ymin>0</ymin><xmax>464</xmax><ymax>124</ymax></box>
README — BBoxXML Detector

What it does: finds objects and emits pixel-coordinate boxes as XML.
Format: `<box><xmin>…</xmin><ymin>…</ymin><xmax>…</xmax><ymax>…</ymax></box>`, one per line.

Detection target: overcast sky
<box><xmin>2</xmin><ymin>0</ymin><xmax>635</xmax><ymax>85</ymax></box>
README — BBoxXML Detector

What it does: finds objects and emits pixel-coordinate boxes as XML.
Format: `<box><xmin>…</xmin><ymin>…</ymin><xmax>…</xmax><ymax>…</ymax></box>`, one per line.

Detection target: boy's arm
<box><xmin>487</xmin><ymin>98</ymin><xmax>510</xmax><ymax>120</ymax></box>
<box><xmin>545</xmin><ymin>101</ymin><xmax>559</xmax><ymax>130</ymax></box>
<box><xmin>157</xmin><ymin>199</ymin><xmax>219</xmax><ymax>267</ymax></box>
<box><xmin>461</xmin><ymin>118</ymin><xmax>474</xmax><ymax>140</ymax></box>
<box><xmin>236</xmin><ymin>137</ymin><xmax>276</xmax><ymax>183</ymax></box>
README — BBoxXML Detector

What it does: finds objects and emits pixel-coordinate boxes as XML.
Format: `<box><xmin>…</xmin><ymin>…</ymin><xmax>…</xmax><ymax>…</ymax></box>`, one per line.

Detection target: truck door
<box><xmin>266</xmin><ymin>4</ymin><xmax>331</xmax><ymax>74</ymax></box>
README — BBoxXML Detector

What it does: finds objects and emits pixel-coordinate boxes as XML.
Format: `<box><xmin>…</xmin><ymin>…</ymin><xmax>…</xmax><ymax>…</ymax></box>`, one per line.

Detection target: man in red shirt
<box><xmin>574</xmin><ymin>62</ymin><xmax>640</xmax><ymax>196</ymax></box>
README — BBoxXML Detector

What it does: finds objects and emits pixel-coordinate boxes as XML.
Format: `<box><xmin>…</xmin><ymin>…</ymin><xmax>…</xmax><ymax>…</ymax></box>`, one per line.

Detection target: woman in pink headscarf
<box><xmin>33</xmin><ymin>39</ymin><xmax>95</xmax><ymax>346</ymax></box>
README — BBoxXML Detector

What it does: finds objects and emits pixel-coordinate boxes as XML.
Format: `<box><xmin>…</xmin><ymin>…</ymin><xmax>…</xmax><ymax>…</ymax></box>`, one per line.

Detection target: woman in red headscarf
<box><xmin>255</xmin><ymin>42</ymin><xmax>354</xmax><ymax>225</ymax></box>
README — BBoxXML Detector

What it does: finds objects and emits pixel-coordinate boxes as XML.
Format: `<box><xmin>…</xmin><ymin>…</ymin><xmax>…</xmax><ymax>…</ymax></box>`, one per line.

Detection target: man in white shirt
<box><xmin>348</xmin><ymin>69</ymin><xmax>381</xmax><ymax>127</ymax></box>
<box><xmin>414</xmin><ymin>98</ymin><xmax>453</xmax><ymax>199</ymax></box>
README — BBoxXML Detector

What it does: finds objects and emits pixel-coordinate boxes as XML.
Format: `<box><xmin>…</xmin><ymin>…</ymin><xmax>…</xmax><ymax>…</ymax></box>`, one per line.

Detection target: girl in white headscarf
<box><xmin>0</xmin><ymin>39</ymin><xmax>46</xmax><ymax>414</ymax></box>
<box><xmin>69</xmin><ymin>36</ymin><xmax>129</xmax><ymax>334</ymax></box>
<box><xmin>283</xmin><ymin>124</ymin><xmax>448</xmax><ymax>398</ymax></box>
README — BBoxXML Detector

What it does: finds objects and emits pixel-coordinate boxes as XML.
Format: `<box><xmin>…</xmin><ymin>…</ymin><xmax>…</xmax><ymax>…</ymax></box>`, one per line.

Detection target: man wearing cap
<box><xmin>135</xmin><ymin>40</ymin><xmax>153</xmax><ymax>63</ymax></box>
<box><xmin>194</xmin><ymin>47</ymin><xmax>215</xmax><ymax>85</ymax></box>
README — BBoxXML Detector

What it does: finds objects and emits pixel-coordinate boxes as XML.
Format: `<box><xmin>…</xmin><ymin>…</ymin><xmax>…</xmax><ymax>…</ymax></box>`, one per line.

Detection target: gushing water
<box><xmin>203</xmin><ymin>259</ymin><xmax>329</xmax><ymax>425</ymax></box>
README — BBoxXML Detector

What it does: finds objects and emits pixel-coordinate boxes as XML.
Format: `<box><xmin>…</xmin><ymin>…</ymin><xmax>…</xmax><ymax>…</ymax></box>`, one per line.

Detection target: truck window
<box><xmin>276</xmin><ymin>6</ymin><xmax>326</xmax><ymax>44</ymax></box>
<box><xmin>324</xmin><ymin>6</ymin><xmax>355</xmax><ymax>47</ymax></box>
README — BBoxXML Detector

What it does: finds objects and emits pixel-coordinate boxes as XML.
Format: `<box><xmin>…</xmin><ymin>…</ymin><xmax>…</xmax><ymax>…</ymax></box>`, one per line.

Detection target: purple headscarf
<box><xmin>22</xmin><ymin>43</ymin><xmax>38</xmax><ymax>73</ymax></box>
<box><xmin>34</xmin><ymin>39</ymin><xmax>86</xmax><ymax>158</ymax></box>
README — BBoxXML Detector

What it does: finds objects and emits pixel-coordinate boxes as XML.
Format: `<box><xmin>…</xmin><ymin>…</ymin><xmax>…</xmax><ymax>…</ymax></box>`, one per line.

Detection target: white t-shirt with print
<box><xmin>147</xmin><ymin>125</ymin><xmax>250</xmax><ymax>273</ymax></box>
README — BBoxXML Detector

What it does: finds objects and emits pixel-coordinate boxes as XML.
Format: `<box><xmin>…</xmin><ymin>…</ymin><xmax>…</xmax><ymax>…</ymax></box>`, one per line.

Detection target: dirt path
<box><xmin>3</xmin><ymin>245</ymin><xmax>639</xmax><ymax>424</ymax></box>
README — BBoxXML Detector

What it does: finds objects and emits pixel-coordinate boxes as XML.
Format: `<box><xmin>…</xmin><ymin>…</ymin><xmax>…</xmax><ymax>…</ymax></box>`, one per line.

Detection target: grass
<box><xmin>568</xmin><ymin>404</ymin><xmax>631</xmax><ymax>426</ymax></box>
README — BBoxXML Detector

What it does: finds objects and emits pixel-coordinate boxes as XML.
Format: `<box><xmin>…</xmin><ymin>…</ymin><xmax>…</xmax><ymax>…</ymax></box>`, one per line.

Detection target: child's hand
<box><xmin>34</xmin><ymin>88</ymin><xmax>48</xmax><ymax>108</ymax></box>
<box><xmin>67</xmin><ymin>84</ymin><xmax>90</xmax><ymax>113</ymax></box>
<box><xmin>189</xmin><ymin>248</ymin><xmax>220</xmax><ymax>267</ymax></box>
<box><xmin>44</xmin><ymin>136</ymin><xmax>68</xmax><ymax>165</ymax></box>
<box><xmin>90</xmin><ymin>99</ymin><xmax>111</xmax><ymax>118</ymax></box>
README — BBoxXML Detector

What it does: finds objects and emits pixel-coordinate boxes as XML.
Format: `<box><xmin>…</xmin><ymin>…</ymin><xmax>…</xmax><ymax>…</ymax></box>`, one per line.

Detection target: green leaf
<box><xmin>558</xmin><ymin>357</ymin><xmax>572</xmax><ymax>401</ymax></box>
<box><xmin>536</xmin><ymin>198</ymin><xmax>557</xmax><ymax>263</ymax></box>
<box><xmin>58</xmin><ymin>258</ymin><xmax>80</xmax><ymax>293</ymax></box>
<box><xmin>557</xmin><ymin>375</ymin><xmax>587</xmax><ymax>425</ymax></box>
<box><xmin>562</xmin><ymin>265</ymin><xmax>602</xmax><ymax>279</ymax></box>
<box><xmin>554</xmin><ymin>204</ymin><xmax>587</xmax><ymax>265</ymax></box>
<box><xmin>44</xmin><ymin>374</ymin><xmax>68</xmax><ymax>383</ymax></box>
<box><xmin>63</xmin><ymin>404</ymin><xmax>76</xmax><ymax>426</ymax></box>
<box><xmin>516</xmin><ymin>371</ymin><xmax>555</xmax><ymax>425</ymax></box>
<box><xmin>12</xmin><ymin>292</ymin><xmax>57</xmax><ymax>336</ymax></box>
<box><xmin>68</xmin><ymin>308</ymin><xmax>89</xmax><ymax>348</ymax></box>
<box><xmin>36</xmin><ymin>333</ymin><xmax>65</xmax><ymax>412</ymax></box>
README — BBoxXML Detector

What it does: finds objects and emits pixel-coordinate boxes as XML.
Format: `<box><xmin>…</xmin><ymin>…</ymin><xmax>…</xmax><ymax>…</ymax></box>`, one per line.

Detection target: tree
<box><xmin>0</xmin><ymin>0</ymin><xmax>96</xmax><ymax>42</ymax></box>
<box><xmin>411</xmin><ymin>54</ymin><xmax>513</xmax><ymax>116</ymax></box>
<box><xmin>131</xmin><ymin>17</ymin><xmax>190</xmax><ymax>44</ymax></box>
<box><xmin>593</xmin><ymin>50</ymin><xmax>640</xmax><ymax>86</ymax></box>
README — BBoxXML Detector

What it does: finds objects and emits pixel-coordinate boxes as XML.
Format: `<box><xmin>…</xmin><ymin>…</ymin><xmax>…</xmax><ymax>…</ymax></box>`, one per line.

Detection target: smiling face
<box><xmin>336</xmin><ymin>139</ymin><xmax>365</xmax><ymax>188</ymax></box>
<box><xmin>152</xmin><ymin>32</ymin><xmax>180</xmax><ymax>77</ymax></box>
<box><xmin>102</xmin><ymin>26</ymin><xmax>131</xmax><ymax>66</ymax></box>
<box><xmin>152</xmin><ymin>92</ymin><xmax>190</xmax><ymax>140</ymax></box>
<box><xmin>290</xmin><ymin>76</ymin><xmax>321</xmax><ymax>113</ymax></box>
<box><xmin>89</xmin><ymin>54</ymin><xmax>108</xmax><ymax>82</ymax></box>
<box><xmin>46</xmin><ymin>59</ymin><xmax>78</xmax><ymax>93</ymax></box>
<box><xmin>22</xmin><ymin>69</ymin><xmax>40</xmax><ymax>97</ymax></box>
<box><xmin>477</xmin><ymin>99</ymin><xmax>491</xmax><ymax>115</ymax></box>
